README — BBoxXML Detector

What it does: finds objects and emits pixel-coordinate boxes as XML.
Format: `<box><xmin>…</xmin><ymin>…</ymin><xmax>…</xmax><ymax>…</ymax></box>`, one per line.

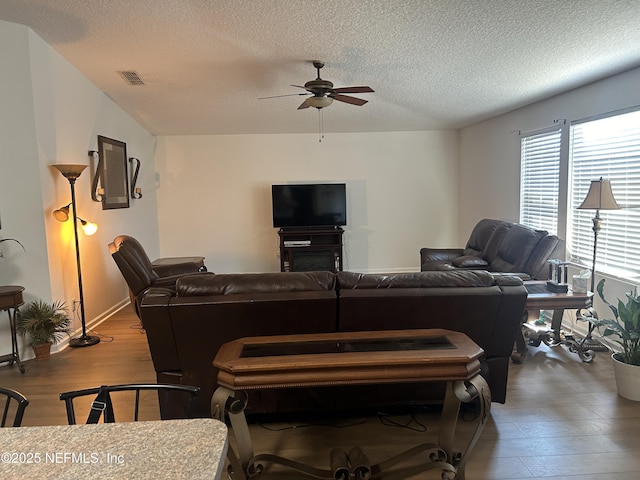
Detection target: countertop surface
<box><xmin>0</xmin><ymin>418</ymin><xmax>228</xmax><ymax>479</ymax></box>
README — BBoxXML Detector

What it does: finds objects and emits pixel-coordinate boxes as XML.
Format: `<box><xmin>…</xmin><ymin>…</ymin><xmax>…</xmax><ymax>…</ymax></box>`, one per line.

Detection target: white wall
<box><xmin>0</xmin><ymin>21</ymin><xmax>158</xmax><ymax>358</ymax></box>
<box><xmin>0</xmin><ymin>22</ymin><xmax>49</xmax><ymax>296</ymax></box>
<box><xmin>156</xmin><ymin>131</ymin><xmax>459</xmax><ymax>273</ymax></box>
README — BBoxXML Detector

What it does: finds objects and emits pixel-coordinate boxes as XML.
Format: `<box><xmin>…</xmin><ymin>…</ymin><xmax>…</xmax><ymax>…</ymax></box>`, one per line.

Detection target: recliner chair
<box><xmin>109</xmin><ymin>235</ymin><xmax>207</xmax><ymax>314</ymax></box>
<box><xmin>420</xmin><ymin>219</ymin><xmax>562</xmax><ymax>280</ymax></box>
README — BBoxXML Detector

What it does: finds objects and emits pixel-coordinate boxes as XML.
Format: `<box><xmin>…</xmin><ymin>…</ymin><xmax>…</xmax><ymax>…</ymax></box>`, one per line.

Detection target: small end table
<box><xmin>0</xmin><ymin>285</ymin><xmax>25</xmax><ymax>373</ymax></box>
<box><xmin>512</xmin><ymin>281</ymin><xmax>593</xmax><ymax>363</ymax></box>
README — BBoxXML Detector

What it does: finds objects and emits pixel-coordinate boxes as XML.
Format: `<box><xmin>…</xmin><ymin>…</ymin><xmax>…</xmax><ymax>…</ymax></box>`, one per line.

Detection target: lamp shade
<box><xmin>79</xmin><ymin>219</ymin><xmax>98</xmax><ymax>236</ymax></box>
<box><xmin>52</xmin><ymin>204</ymin><xmax>70</xmax><ymax>222</ymax></box>
<box><xmin>578</xmin><ymin>178</ymin><xmax>620</xmax><ymax>210</ymax></box>
<box><xmin>307</xmin><ymin>96</ymin><xmax>333</xmax><ymax>109</ymax></box>
<box><xmin>52</xmin><ymin>164</ymin><xmax>87</xmax><ymax>180</ymax></box>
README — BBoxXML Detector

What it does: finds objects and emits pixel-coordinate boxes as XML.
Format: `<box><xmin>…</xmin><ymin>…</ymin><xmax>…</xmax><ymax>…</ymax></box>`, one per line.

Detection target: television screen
<box><xmin>272</xmin><ymin>183</ymin><xmax>347</xmax><ymax>228</ymax></box>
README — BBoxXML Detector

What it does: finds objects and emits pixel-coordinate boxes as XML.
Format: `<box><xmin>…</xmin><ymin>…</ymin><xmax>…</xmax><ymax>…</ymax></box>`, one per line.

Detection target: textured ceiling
<box><xmin>2</xmin><ymin>0</ymin><xmax>640</xmax><ymax>135</ymax></box>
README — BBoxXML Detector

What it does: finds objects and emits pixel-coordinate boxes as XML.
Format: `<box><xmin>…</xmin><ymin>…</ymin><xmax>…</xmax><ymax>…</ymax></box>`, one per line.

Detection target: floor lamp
<box><xmin>577</xmin><ymin>177</ymin><xmax>620</xmax><ymax>350</ymax></box>
<box><xmin>52</xmin><ymin>164</ymin><xmax>100</xmax><ymax>348</ymax></box>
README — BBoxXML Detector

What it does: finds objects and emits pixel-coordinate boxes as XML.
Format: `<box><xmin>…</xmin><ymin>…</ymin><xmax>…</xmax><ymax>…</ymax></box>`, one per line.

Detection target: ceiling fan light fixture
<box><xmin>307</xmin><ymin>96</ymin><xmax>333</xmax><ymax>109</ymax></box>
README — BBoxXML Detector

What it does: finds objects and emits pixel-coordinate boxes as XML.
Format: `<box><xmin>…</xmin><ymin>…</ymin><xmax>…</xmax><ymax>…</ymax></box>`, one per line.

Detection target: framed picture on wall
<box><xmin>96</xmin><ymin>135</ymin><xmax>129</xmax><ymax>209</ymax></box>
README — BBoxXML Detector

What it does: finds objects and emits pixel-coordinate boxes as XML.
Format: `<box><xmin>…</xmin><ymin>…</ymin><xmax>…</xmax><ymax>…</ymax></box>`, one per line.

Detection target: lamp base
<box><xmin>69</xmin><ymin>335</ymin><xmax>100</xmax><ymax>348</ymax></box>
<box><xmin>578</xmin><ymin>336</ymin><xmax>610</xmax><ymax>353</ymax></box>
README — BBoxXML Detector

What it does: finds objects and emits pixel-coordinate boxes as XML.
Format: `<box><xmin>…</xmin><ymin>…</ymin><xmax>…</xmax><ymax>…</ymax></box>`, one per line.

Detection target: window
<box><xmin>519</xmin><ymin>127</ymin><xmax>562</xmax><ymax>235</ymax></box>
<box><xmin>569</xmin><ymin>109</ymin><xmax>640</xmax><ymax>279</ymax></box>
<box><xmin>520</xmin><ymin>108</ymin><xmax>640</xmax><ymax>280</ymax></box>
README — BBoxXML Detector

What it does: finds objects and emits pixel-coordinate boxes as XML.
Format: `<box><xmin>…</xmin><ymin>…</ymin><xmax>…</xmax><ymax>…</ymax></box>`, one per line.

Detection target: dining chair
<box><xmin>59</xmin><ymin>383</ymin><xmax>200</xmax><ymax>425</ymax></box>
<box><xmin>0</xmin><ymin>386</ymin><xmax>29</xmax><ymax>427</ymax></box>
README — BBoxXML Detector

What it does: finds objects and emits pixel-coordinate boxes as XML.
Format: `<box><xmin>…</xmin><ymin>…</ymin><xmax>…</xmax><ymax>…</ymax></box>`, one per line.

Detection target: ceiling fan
<box><xmin>261</xmin><ymin>60</ymin><xmax>374</xmax><ymax>110</ymax></box>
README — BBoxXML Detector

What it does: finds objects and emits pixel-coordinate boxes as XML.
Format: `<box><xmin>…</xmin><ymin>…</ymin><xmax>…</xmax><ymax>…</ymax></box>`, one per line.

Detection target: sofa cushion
<box><xmin>463</xmin><ymin>218</ymin><xmax>507</xmax><ymax>256</ymax></box>
<box><xmin>523</xmin><ymin>234</ymin><xmax>561</xmax><ymax>279</ymax></box>
<box><xmin>480</xmin><ymin>222</ymin><xmax>511</xmax><ymax>261</ymax></box>
<box><xmin>176</xmin><ymin>271</ymin><xmax>336</xmax><ymax>296</ymax></box>
<box><xmin>488</xmin><ymin>224</ymin><xmax>546</xmax><ymax>273</ymax></box>
<box><xmin>337</xmin><ymin>270</ymin><xmax>496</xmax><ymax>289</ymax></box>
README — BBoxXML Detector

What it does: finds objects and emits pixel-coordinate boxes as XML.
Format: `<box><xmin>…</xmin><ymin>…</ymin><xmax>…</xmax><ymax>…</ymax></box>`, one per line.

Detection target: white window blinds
<box><xmin>520</xmin><ymin>128</ymin><xmax>562</xmax><ymax>235</ymax></box>
<box><xmin>569</xmin><ymin>109</ymin><xmax>640</xmax><ymax>278</ymax></box>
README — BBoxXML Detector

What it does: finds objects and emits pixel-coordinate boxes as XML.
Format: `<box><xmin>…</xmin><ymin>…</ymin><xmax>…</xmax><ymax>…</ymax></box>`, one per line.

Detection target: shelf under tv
<box><xmin>278</xmin><ymin>227</ymin><xmax>344</xmax><ymax>273</ymax></box>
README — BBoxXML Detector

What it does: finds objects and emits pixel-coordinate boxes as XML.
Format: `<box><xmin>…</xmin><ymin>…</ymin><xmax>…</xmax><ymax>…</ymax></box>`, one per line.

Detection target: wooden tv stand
<box><xmin>278</xmin><ymin>227</ymin><xmax>343</xmax><ymax>273</ymax></box>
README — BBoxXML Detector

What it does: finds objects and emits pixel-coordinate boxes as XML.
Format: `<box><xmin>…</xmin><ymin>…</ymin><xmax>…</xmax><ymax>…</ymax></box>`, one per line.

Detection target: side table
<box><xmin>0</xmin><ymin>286</ymin><xmax>25</xmax><ymax>373</ymax></box>
<box><xmin>512</xmin><ymin>281</ymin><xmax>593</xmax><ymax>363</ymax></box>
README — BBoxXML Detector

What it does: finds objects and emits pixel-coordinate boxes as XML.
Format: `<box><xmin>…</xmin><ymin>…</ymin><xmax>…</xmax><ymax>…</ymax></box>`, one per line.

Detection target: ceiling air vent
<box><xmin>118</xmin><ymin>70</ymin><xmax>145</xmax><ymax>86</ymax></box>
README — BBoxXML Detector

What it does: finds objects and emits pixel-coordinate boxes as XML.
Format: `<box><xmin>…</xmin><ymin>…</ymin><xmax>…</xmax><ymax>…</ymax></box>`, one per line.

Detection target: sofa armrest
<box><xmin>451</xmin><ymin>255</ymin><xmax>489</xmax><ymax>269</ymax></box>
<box><xmin>419</xmin><ymin>248</ymin><xmax>464</xmax><ymax>263</ymax></box>
<box><xmin>149</xmin><ymin>271</ymin><xmax>211</xmax><ymax>291</ymax></box>
<box><xmin>492</xmin><ymin>274</ymin><xmax>524</xmax><ymax>287</ymax></box>
<box><xmin>152</xmin><ymin>256</ymin><xmax>206</xmax><ymax>276</ymax></box>
<box><xmin>139</xmin><ymin>289</ymin><xmax>182</xmax><ymax>374</ymax></box>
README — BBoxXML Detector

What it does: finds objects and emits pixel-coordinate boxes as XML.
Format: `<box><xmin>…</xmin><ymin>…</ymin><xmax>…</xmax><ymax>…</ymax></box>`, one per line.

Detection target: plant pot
<box><xmin>611</xmin><ymin>352</ymin><xmax>640</xmax><ymax>401</ymax></box>
<box><xmin>32</xmin><ymin>342</ymin><xmax>52</xmax><ymax>361</ymax></box>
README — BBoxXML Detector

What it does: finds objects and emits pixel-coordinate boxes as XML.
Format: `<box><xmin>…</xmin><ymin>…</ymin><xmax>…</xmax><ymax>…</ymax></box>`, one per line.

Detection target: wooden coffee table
<box><xmin>212</xmin><ymin>329</ymin><xmax>490</xmax><ymax>480</ymax></box>
<box><xmin>511</xmin><ymin>281</ymin><xmax>593</xmax><ymax>363</ymax></box>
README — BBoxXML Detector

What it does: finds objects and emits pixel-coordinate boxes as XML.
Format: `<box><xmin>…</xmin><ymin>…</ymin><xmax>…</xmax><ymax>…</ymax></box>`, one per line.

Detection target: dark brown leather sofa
<box><xmin>139</xmin><ymin>269</ymin><xmax>527</xmax><ymax>418</ymax></box>
<box><xmin>337</xmin><ymin>271</ymin><xmax>526</xmax><ymax>406</ymax></box>
<box><xmin>140</xmin><ymin>272</ymin><xmax>338</xmax><ymax>418</ymax></box>
<box><xmin>420</xmin><ymin>218</ymin><xmax>562</xmax><ymax>280</ymax></box>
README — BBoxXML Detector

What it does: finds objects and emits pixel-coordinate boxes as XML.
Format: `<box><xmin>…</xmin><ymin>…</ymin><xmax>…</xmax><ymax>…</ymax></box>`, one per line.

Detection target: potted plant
<box><xmin>16</xmin><ymin>300</ymin><xmax>71</xmax><ymax>360</ymax></box>
<box><xmin>589</xmin><ymin>278</ymin><xmax>640</xmax><ymax>400</ymax></box>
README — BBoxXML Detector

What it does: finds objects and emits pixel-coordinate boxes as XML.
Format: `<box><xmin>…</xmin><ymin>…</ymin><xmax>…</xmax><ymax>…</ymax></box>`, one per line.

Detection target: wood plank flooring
<box><xmin>1</xmin><ymin>304</ymin><xmax>639</xmax><ymax>479</ymax></box>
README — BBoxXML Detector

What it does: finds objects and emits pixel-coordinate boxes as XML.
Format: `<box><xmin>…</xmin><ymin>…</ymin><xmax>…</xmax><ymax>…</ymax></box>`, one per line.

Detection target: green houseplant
<box><xmin>17</xmin><ymin>300</ymin><xmax>71</xmax><ymax>360</ymax></box>
<box><xmin>589</xmin><ymin>278</ymin><xmax>640</xmax><ymax>400</ymax></box>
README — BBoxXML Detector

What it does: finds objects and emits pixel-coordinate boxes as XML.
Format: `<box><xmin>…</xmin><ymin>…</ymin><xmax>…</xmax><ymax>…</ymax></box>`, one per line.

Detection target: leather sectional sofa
<box><xmin>420</xmin><ymin>218</ymin><xmax>562</xmax><ymax>280</ymax></box>
<box><xmin>139</xmin><ymin>269</ymin><xmax>527</xmax><ymax>418</ymax></box>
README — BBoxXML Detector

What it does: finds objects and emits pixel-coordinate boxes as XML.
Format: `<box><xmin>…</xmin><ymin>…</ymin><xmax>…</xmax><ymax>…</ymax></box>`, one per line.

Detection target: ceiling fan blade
<box><xmin>331</xmin><ymin>94</ymin><xmax>368</xmax><ymax>106</ymax></box>
<box><xmin>297</xmin><ymin>98</ymin><xmax>312</xmax><ymax>109</ymax></box>
<box><xmin>332</xmin><ymin>86</ymin><xmax>374</xmax><ymax>94</ymax></box>
<box><xmin>291</xmin><ymin>84</ymin><xmax>309</xmax><ymax>90</ymax></box>
<box><xmin>258</xmin><ymin>93</ymin><xmax>309</xmax><ymax>100</ymax></box>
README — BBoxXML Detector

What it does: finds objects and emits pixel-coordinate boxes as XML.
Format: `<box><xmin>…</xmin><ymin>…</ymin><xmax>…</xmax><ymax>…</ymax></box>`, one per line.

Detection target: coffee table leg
<box><xmin>439</xmin><ymin>375</ymin><xmax>491</xmax><ymax>480</ymax></box>
<box><xmin>212</xmin><ymin>387</ymin><xmax>259</xmax><ymax>479</ymax></box>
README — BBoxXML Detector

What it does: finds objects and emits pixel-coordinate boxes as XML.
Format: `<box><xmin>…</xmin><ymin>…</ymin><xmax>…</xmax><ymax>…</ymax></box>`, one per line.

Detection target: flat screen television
<box><xmin>272</xmin><ymin>183</ymin><xmax>347</xmax><ymax>228</ymax></box>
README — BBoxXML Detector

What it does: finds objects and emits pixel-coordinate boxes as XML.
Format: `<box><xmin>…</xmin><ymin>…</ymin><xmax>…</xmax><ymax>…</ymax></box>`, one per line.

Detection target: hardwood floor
<box><xmin>1</xmin><ymin>305</ymin><xmax>639</xmax><ymax>479</ymax></box>
<box><xmin>0</xmin><ymin>306</ymin><xmax>158</xmax><ymax>426</ymax></box>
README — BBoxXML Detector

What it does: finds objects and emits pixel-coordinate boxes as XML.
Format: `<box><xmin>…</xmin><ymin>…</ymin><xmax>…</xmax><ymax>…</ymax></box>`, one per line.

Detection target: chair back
<box><xmin>0</xmin><ymin>386</ymin><xmax>29</xmax><ymax>427</ymax></box>
<box><xmin>109</xmin><ymin>235</ymin><xmax>159</xmax><ymax>297</ymax></box>
<box><xmin>59</xmin><ymin>383</ymin><xmax>199</xmax><ymax>425</ymax></box>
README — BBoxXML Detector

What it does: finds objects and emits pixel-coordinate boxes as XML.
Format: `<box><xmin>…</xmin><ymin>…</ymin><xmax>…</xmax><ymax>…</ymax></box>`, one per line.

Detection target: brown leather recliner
<box><xmin>108</xmin><ymin>235</ymin><xmax>207</xmax><ymax>314</ymax></box>
<box><xmin>420</xmin><ymin>219</ymin><xmax>563</xmax><ymax>280</ymax></box>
